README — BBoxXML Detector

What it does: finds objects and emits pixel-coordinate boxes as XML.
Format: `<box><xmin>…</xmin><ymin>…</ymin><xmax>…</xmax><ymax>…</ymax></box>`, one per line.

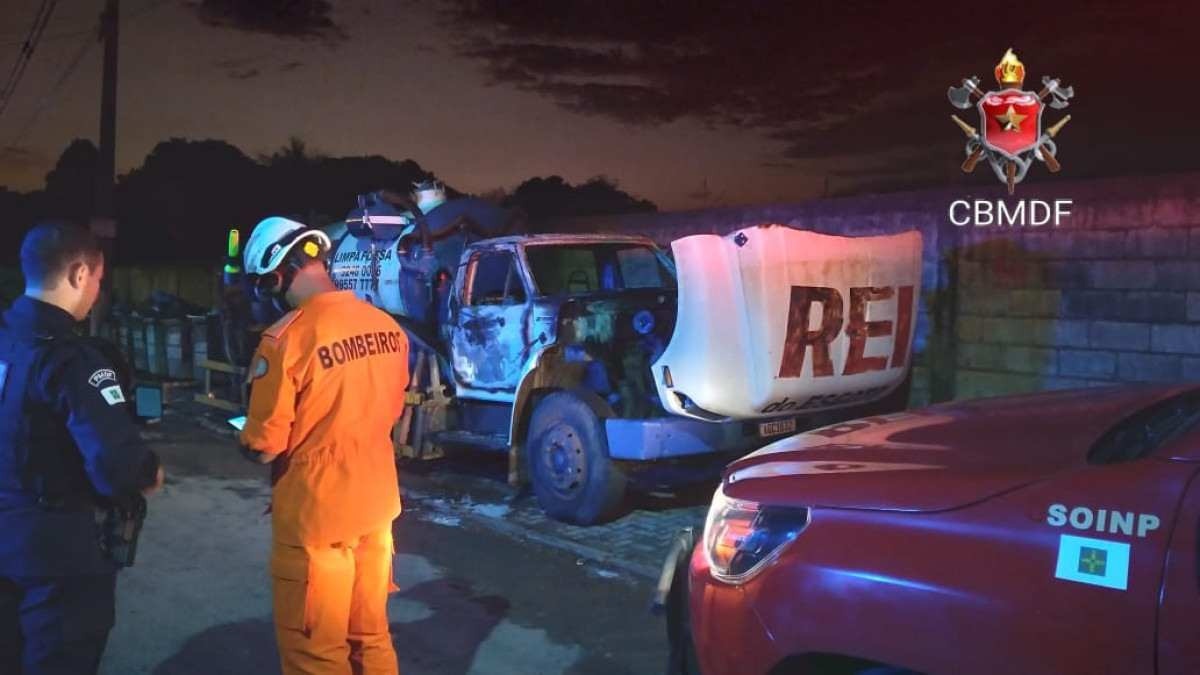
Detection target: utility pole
<box><xmin>91</xmin><ymin>0</ymin><xmax>118</xmax><ymax>335</ymax></box>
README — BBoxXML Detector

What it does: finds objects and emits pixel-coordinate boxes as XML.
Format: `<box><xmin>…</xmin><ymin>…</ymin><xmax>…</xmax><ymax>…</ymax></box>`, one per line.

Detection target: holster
<box><xmin>98</xmin><ymin>494</ymin><xmax>148</xmax><ymax>567</ymax></box>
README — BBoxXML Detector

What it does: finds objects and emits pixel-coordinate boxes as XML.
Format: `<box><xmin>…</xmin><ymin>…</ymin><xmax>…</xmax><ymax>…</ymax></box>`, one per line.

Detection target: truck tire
<box><xmin>527</xmin><ymin>391</ymin><xmax>627</xmax><ymax>525</ymax></box>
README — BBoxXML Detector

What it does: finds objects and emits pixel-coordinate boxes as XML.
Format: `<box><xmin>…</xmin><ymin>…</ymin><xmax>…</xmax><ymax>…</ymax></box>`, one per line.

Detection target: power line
<box><xmin>1</xmin><ymin>0</ymin><xmax>166</xmax><ymax>141</ymax></box>
<box><xmin>0</xmin><ymin>26</ymin><xmax>92</xmax><ymax>49</ymax></box>
<box><xmin>5</xmin><ymin>21</ymin><xmax>98</xmax><ymax>147</ymax></box>
<box><xmin>0</xmin><ymin>0</ymin><xmax>51</xmax><ymax>101</ymax></box>
<box><xmin>0</xmin><ymin>0</ymin><xmax>49</xmax><ymax>41</ymax></box>
<box><xmin>0</xmin><ymin>0</ymin><xmax>55</xmax><ymax>102</ymax></box>
<box><xmin>0</xmin><ymin>0</ymin><xmax>59</xmax><ymax>121</ymax></box>
<box><xmin>0</xmin><ymin>0</ymin><xmax>165</xmax><ymax>47</ymax></box>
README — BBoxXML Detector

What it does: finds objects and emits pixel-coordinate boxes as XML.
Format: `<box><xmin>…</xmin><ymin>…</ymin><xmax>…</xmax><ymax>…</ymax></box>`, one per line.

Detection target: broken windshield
<box><xmin>524</xmin><ymin>243</ymin><xmax>676</xmax><ymax>295</ymax></box>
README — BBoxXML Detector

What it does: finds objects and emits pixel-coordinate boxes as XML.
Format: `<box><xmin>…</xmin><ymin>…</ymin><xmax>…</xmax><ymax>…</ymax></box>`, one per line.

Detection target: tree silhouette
<box><xmin>504</xmin><ymin>175</ymin><xmax>656</xmax><ymax>224</ymax></box>
<box><xmin>40</xmin><ymin>139</ymin><xmax>99</xmax><ymax>223</ymax></box>
<box><xmin>260</xmin><ymin>147</ymin><xmax>442</xmax><ymax>227</ymax></box>
<box><xmin>116</xmin><ymin>138</ymin><xmax>264</xmax><ymax>263</ymax></box>
<box><xmin>0</xmin><ymin>186</ymin><xmax>34</xmax><ymax>265</ymax></box>
<box><xmin>0</xmin><ymin>139</ymin><xmax>657</xmax><ymax>266</ymax></box>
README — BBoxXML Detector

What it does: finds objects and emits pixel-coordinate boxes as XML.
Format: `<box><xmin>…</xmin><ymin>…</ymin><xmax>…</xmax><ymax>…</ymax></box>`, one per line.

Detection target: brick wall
<box><xmin>553</xmin><ymin>172</ymin><xmax>1200</xmax><ymax>405</ymax></box>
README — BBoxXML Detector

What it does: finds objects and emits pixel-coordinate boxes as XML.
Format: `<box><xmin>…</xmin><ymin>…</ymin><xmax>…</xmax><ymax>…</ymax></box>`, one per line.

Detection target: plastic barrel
<box><xmin>131</xmin><ymin>315</ymin><xmax>148</xmax><ymax>372</ymax></box>
<box><xmin>188</xmin><ymin>315</ymin><xmax>208</xmax><ymax>381</ymax></box>
<box><xmin>144</xmin><ymin>318</ymin><xmax>167</xmax><ymax>376</ymax></box>
<box><xmin>164</xmin><ymin>319</ymin><xmax>191</xmax><ymax>379</ymax></box>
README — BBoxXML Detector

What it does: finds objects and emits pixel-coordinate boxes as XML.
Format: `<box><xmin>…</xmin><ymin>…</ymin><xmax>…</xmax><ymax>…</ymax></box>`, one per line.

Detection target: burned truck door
<box><xmin>450</xmin><ymin>249</ymin><xmax>532</xmax><ymax>392</ymax></box>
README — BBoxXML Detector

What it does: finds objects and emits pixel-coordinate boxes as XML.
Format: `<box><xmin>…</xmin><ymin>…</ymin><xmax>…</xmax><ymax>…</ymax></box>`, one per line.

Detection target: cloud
<box><xmin>213</xmin><ymin>56</ymin><xmax>258</xmax><ymax>69</ymax></box>
<box><xmin>213</xmin><ymin>55</ymin><xmax>265</xmax><ymax>79</ymax></box>
<box><xmin>191</xmin><ymin>0</ymin><xmax>346</xmax><ymax>43</ymax></box>
<box><xmin>213</xmin><ymin>54</ymin><xmax>304</xmax><ymax>78</ymax></box>
<box><xmin>686</xmin><ymin>179</ymin><xmax>713</xmax><ymax>202</ymax></box>
<box><xmin>438</xmin><ymin>1</ymin><xmax>1200</xmax><ymax>182</ymax></box>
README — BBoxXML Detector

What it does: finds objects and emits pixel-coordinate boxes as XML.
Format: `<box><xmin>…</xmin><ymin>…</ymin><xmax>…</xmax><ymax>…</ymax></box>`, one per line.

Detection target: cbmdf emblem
<box><xmin>947</xmin><ymin>49</ymin><xmax>1075</xmax><ymax>194</ymax></box>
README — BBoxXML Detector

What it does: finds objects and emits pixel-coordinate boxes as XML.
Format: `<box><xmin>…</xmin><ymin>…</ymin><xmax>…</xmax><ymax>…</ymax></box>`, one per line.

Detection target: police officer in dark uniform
<box><xmin>0</xmin><ymin>221</ymin><xmax>164</xmax><ymax>674</ymax></box>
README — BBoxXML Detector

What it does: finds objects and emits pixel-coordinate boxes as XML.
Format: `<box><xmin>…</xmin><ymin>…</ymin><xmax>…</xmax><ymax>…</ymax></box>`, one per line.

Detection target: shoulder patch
<box><xmin>263</xmin><ymin>310</ymin><xmax>302</xmax><ymax>340</ymax></box>
<box><xmin>251</xmin><ymin>355</ymin><xmax>269</xmax><ymax>380</ymax></box>
<box><xmin>99</xmin><ymin>385</ymin><xmax>126</xmax><ymax>405</ymax></box>
<box><xmin>88</xmin><ymin>368</ymin><xmax>118</xmax><ymax>388</ymax></box>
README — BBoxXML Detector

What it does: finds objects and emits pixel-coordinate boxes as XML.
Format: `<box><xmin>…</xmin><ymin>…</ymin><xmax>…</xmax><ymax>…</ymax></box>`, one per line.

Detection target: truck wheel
<box><xmin>527</xmin><ymin>391</ymin><xmax>627</xmax><ymax>525</ymax></box>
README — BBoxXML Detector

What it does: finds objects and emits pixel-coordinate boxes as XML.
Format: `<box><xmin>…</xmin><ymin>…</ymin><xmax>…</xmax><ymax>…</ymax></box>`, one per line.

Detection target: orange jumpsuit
<box><xmin>241</xmin><ymin>290</ymin><xmax>409</xmax><ymax>675</ymax></box>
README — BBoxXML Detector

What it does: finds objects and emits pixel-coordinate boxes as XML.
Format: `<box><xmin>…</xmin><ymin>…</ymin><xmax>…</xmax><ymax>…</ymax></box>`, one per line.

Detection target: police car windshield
<box><xmin>524</xmin><ymin>243</ymin><xmax>675</xmax><ymax>296</ymax></box>
<box><xmin>1089</xmin><ymin>390</ymin><xmax>1200</xmax><ymax>464</ymax></box>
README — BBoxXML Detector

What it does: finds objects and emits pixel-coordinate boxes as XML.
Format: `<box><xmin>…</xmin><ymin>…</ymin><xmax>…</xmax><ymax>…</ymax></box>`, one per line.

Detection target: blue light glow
<box><xmin>633</xmin><ymin>309</ymin><xmax>656</xmax><ymax>335</ymax></box>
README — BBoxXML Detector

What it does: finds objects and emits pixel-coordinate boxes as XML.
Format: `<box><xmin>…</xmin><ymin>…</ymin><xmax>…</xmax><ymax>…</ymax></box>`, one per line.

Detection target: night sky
<box><xmin>0</xmin><ymin>0</ymin><xmax>1195</xmax><ymax>210</ymax></box>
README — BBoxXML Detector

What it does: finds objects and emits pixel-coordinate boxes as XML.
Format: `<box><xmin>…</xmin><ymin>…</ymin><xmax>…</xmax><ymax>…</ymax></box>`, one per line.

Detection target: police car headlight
<box><xmin>703</xmin><ymin>484</ymin><xmax>809</xmax><ymax>583</ymax></box>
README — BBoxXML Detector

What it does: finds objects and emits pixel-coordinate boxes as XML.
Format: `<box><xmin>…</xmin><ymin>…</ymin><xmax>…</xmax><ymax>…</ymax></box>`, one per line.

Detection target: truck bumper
<box><xmin>604</xmin><ymin>417</ymin><xmax>762</xmax><ymax>461</ymax></box>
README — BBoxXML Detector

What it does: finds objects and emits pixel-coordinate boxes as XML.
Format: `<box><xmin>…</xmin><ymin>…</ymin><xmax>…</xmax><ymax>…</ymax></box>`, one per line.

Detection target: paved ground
<box><xmin>188</xmin><ymin>401</ymin><xmax>712</xmax><ymax>580</ymax></box>
<box><xmin>399</xmin><ymin>452</ymin><xmax>710</xmax><ymax>581</ymax></box>
<box><xmin>97</xmin><ymin>404</ymin><xmax>710</xmax><ymax>674</ymax></box>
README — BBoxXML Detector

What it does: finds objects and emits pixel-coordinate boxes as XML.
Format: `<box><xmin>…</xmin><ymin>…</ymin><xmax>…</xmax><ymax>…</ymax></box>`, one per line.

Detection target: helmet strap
<box><xmin>252</xmin><ymin>235</ymin><xmax>324</xmax><ymax>303</ymax></box>
<box><xmin>252</xmin><ymin>263</ymin><xmax>298</xmax><ymax>302</ymax></box>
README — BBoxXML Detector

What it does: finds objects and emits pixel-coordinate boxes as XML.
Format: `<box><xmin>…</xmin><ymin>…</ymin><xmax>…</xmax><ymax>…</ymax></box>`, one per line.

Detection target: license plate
<box><xmin>759</xmin><ymin>418</ymin><xmax>797</xmax><ymax>438</ymax></box>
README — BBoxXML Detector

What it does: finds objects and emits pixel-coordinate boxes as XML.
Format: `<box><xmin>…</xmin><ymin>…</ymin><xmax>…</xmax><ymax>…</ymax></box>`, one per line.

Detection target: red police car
<box><xmin>658</xmin><ymin>385</ymin><xmax>1200</xmax><ymax>675</ymax></box>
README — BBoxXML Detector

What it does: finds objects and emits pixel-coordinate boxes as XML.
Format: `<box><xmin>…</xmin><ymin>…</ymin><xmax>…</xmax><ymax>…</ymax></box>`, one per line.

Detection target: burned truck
<box><xmin>313</xmin><ymin>185</ymin><xmax>924</xmax><ymax>524</ymax></box>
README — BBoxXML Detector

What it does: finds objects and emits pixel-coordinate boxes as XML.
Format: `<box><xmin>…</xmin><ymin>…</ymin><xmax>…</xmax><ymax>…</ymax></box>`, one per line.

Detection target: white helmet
<box><xmin>243</xmin><ymin>216</ymin><xmax>332</xmax><ymax>276</ymax></box>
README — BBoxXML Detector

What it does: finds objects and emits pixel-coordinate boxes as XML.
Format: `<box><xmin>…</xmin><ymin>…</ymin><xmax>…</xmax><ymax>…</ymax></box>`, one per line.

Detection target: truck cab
<box><xmin>446</xmin><ymin>234</ymin><xmax>675</xmax><ymax>405</ymax></box>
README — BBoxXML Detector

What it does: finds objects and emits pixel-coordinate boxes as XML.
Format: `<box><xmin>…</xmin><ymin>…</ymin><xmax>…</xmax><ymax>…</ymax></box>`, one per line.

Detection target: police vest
<box><xmin>0</xmin><ymin>323</ymin><xmax>123</xmax><ymax>575</ymax></box>
<box><xmin>0</xmin><ymin>325</ymin><xmax>67</xmax><ymax>503</ymax></box>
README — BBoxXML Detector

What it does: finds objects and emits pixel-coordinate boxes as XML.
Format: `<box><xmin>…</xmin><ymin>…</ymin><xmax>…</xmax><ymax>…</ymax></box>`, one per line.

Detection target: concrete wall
<box><xmin>553</xmin><ymin>172</ymin><xmax>1200</xmax><ymax>405</ymax></box>
<box><xmin>953</xmin><ymin>174</ymin><xmax>1200</xmax><ymax>398</ymax></box>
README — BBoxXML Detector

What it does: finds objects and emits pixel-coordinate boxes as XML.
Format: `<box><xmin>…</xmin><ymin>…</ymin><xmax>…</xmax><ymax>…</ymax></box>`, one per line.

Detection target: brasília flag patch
<box><xmin>100</xmin><ymin>385</ymin><xmax>125</xmax><ymax>405</ymax></box>
<box><xmin>1055</xmin><ymin>534</ymin><xmax>1130</xmax><ymax>590</ymax></box>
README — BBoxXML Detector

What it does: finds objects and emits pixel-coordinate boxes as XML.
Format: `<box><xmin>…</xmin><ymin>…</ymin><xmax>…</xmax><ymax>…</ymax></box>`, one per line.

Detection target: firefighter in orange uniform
<box><xmin>237</xmin><ymin>216</ymin><xmax>409</xmax><ymax>675</ymax></box>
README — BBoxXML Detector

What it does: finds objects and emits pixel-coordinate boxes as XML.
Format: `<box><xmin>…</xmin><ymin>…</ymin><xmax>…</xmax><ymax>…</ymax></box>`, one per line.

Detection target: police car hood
<box><xmin>722</xmin><ymin>385</ymin><xmax>1192</xmax><ymax>512</ymax></box>
<box><xmin>653</xmin><ymin>225</ymin><xmax>922</xmax><ymax>421</ymax></box>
